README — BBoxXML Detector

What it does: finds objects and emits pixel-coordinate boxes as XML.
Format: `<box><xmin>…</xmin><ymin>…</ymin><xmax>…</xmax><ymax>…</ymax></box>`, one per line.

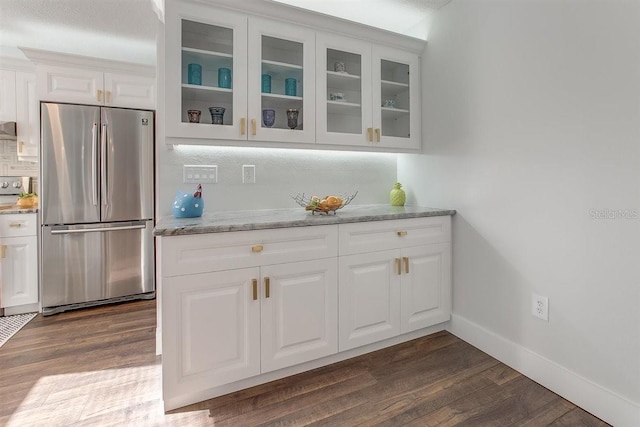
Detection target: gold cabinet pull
<box><xmin>265</xmin><ymin>277</ymin><xmax>270</xmax><ymax>298</ymax></box>
<box><xmin>395</xmin><ymin>258</ymin><xmax>402</xmax><ymax>276</ymax></box>
<box><xmin>240</xmin><ymin>118</ymin><xmax>246</xmax><ymax>135</ymax></box>
<box><xmin>367</xmin><ymin>127</ymin><xmax>373</xmax><ymax>142</ymax></box>
<box><xmin>97</xmin><ymin>89</ymin><xmax>103</xmax><ymax>102</ymax></box>
<box><xmin>106</xmin><ymin>90</ymin><xmax>111</xmax><ymax>103</ymax></box>
<box><xmin>18</xmin><ymin>141</ymin><xmax>24</xmax><ymax>153</ymax></box>
<box><xmin>397</xmin><ymin>231</ymin><xmax>407</xmax><ymax>237</ymax></box>
<box><xmin>251</xmin><ymin>119</ymin><xmax>257</xmax><ymax>136</ymax></box>
<box><xmin>403</xmin><ymin>257</ymin><xmax>409</xmax><ymax>274</ymax></box>
<box><xmin>9</xmin><ymin>223</ymin><xmax>23</xmax><ymax>228</ymax></box>
<box><xmin>251</xmin><ymin>245</ymin><xmax>263</xmax><ymax>253</ymax></box>
<box><xmin>252</xmin><ymin>279</ymin><xmax>258</xmax><ymax>301</ymax></box>
<box><xmin>1</xmin><ymin>245</ymin><xmax>6</xmax><ymax>258</ymax></box>
<box><xmin>375</xmin><ymin>128</ymin><xmax>381</xmax><ymax>142</ymax></box>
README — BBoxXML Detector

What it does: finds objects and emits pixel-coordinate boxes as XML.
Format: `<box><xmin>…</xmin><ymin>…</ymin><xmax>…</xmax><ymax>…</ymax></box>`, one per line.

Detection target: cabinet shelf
<box><xmin>261</xmin><ymin>93</ymin><xmax>303</xmax><ymax>111</ymax></box>
<box><xmin>327</xmin><ymin>71</ymin><xmax>361</xmax><ymax>92</ymax></box>
<box><xmin>182</xmin><ymin>84</ymin><xmax>232</xmax><ymax>103</ymax></box>
<box><xmin>327</xmin><ymin>100</ymin><xmax>361</xmax><ymax>114</ymax></box>
<box><xmin>182</xmin><ymin>47</ymin><xmax>232</xmax><ymax>59</ymax></box>
<box><xmin>261</xmin><ymin>60</ymin><xmax>303</xmax><ymax>82</ymax></box>
<box><xmin>381</xmin><ymin>106</ymin><xmax>410</xmax><ymax>119</ymax></box>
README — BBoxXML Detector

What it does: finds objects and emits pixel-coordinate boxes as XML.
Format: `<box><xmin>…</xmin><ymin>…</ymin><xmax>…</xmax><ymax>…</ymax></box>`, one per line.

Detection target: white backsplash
<box><xmin>0</xmin><ymin>140</ymin><xmax>38</xmax><ymax>176</ymax></box>
<box><xmin>156</xmin><ymin>144</ymin><xmax>397</xmax><ymax>217</ymax></box>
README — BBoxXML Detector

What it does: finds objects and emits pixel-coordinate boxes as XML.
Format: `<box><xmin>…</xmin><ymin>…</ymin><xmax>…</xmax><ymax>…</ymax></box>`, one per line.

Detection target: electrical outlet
<box><xmin>532</xmin><ymin>294</ymin><xmax>549</xmax><ymax>321</ymax></box>
<box><xmin>184</xmin><ymin>165</ymin><xmax>217</xmax><ymax>184</ymax></box>
<box><xmin>243</xmin><ymin>165</ymin><xmax>256</xmax><ymax>184</ymax></box>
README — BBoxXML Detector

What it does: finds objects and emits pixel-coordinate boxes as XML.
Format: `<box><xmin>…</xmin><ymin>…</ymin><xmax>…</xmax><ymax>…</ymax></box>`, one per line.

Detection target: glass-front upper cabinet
<box><xmin>247</xmin><ymin>19</ymin><xmax>315</xmax><ymax>143</ymax></box>
<box><xmin>316</xmin><ymin>34</ymin><xmax>372</xmax><ymax>147</ymax></box>
<box><xmin>165</xmin><ymin>2</ymin><xmax>247</xmax><ymax>140</ymax></box>
<box><xmin>372</xmin><ymin>47</ymin><xmax>420</xmax><ymax>150</ymax></box>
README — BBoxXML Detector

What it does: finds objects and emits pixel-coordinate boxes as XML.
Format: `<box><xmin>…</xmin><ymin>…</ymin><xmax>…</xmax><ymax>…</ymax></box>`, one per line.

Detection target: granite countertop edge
<box><xmin>154</xmin><ymin>205</ymin><xmax>456</xmax><ymax>237</ymax></box>
<box><xmin>0</xmin><ymin>207</ymin><xmax>39</xmax><ymax>215</ymax></box>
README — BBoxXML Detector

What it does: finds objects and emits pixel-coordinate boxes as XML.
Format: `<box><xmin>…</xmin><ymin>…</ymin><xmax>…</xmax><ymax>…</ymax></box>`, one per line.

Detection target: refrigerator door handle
<box><xmin>50</xmin><ymin>224</ymin><xmax>147</xmax><ymax>234</ymax></box>
<box><xmin>91</xmin><ymin>122</ymin><xmax>98</xmax><ymax>206</ymax></box>
<box><xmin>101</xmin><ymin>123</ymin><xmax>108</xmax><ymax>206</ymax></box>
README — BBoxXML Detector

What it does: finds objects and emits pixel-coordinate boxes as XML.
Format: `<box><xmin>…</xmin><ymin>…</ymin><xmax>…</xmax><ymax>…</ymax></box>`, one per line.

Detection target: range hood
<box><xmin>0</xmin><ymin>122</ymin><xmax>17</xmax><ymax>140</ymax></box>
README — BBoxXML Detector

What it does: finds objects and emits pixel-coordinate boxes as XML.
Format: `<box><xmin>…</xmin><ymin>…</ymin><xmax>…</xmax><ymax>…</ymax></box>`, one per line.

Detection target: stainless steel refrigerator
<box><xmin>40</xmin><ymin>102</ymin><xmax>155</xmax><ymax>315</ymax></box>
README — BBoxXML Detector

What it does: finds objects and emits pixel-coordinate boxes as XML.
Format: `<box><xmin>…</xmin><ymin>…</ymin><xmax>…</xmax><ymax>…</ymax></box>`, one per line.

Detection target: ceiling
<box><xmin>0</xmin><ymin>0</ymin><xmax>450</xmax><ymax>66</ymax></box>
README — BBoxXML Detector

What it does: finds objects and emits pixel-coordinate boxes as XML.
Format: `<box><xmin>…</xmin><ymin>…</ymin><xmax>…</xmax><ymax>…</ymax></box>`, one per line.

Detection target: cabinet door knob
<box><xmin>251</xmin><ymin>245</ymin><xmax>263</xmax><ymax>253</ymax></box>
<box><xmin>9</xmin><ymin>223</ymin><xmax>23</xmax><ymax>228</ymax></box>
<box><xmin>1</xmin><ymin>245</ymin><xmax>5</xmax><ymax>259</ymax></box>
<box><xmin>397</xmin><ymin>231</ymin><xmax>407</xmax><ymax>237</ymax></box>
<box><xmin>252</xmin><ymin>279</ymin><xmax>258</xmax><ymax>301</ymax></box>
<box><xmin>367</xmin><ymin>127</ymin><xmax>373</xmax><ymax>142</ymax></box>
<box><xmin>240</xmin><ymin>118</ymin><xmax>246</xmax><ymax>136</ymax></box>
<box><xmin>251</xmin><ymin>119</ymin><xmax>257</xmax><ymax>136</ymax></box>
<box><xmin>18</xmin><ymin>141</ymin><xmax>24</xmax><ymax>153</ymax></box>
<box><xmin>265</xmin><ymin>277</ymin><xmax>270</xmax><ymax>298</ymax></box>
<box><xmin>106</xmin><ymin>90</ymin><xmax>111</xmax><ymax>103</ymax></box>
<box><xmin>395</xmin><ymin>258</ymin><xmax>402</xmax><ymax>276</ymax></box>
<box><xmin>97</xmin><ymin>89</ymin><xmax>103</xmax><ymax>102</ymax></box>
<box><xmin>375</xmin><ymin>128</ymin><xmax>381</xmax><ymax>142</ymax></box>
<box><xmin>403</xmin><ymin>257</ymin><xmax>409</xmax><ymax>274</ymax></box>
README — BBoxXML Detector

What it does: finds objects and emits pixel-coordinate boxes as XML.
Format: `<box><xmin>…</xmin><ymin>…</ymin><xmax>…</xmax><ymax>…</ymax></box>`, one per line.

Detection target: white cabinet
<box><xmin>163</xmin><ymin>268</ymin><xmax>261</xmax><ymax>395</ymax></box>
<box><xmin>261</xmin><ymin>258</ymin><xmax>337</xmax><ymax>372</ymax></box>
<box><xmin>338</xmin><ymin>217</ymin><xmax>451</xmax><ymax>351</ymax></box>
<box><xmin>163</xmin><ymin>1</ymin><xmax>422</xmax><ymax>151</ymax></box>
<box><xmin>38</xmin><ymin>65</ymin><xmax>155</xmax><ymax>109</ymax></box>
<box><xmin>0</xmin><ymin>70</ymin><xmax>17</xmax><ymax>121</ymax></box>
<box><xmin>316</xmin><ymin>34</ymin><xmax>421</xmax><ymax>150</ymax></box>
<box><xmin>165</xmin><ymin>2</ymin><xmax>315</xmax><ymax>143</ymax></box>
<box><xmin>15</xmin><ymin>72</ymin><xmax>38</xmax><ymax>158</ymax></box>
<box><xmin>160</xmin><ymin>225</ymin><xmax>338</xmax><ymax>408</ymax></box>
<box><xmin>0</xmin><ymin>213</ymin><xmax>38</xmax><ymax>310</ymax></box>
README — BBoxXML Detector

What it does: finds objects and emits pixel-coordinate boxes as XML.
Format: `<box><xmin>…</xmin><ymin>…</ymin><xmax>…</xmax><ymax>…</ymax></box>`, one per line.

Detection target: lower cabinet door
<box><xmin>401</xmin><ymin>243</ymin><xmax>452</xmax><ymax>333</ymax></box>
<box><xmin>0</xmin><ymin>236</ymin><xmax>38</xmax><ymax>307</ymax></box>
<box><xmin>261</xmin><ymin>258</ymin><xmax>338</xmax><ymax>373</ymax></box>
<box><xmin>338</xmin><ymin>250</ymin><xmax>401</xmax><ymax>351</ymax></box>
<box><xmin>162</xmin><ymin>267</ymin><xmax>261</xmax><ymax>398</ymax></box>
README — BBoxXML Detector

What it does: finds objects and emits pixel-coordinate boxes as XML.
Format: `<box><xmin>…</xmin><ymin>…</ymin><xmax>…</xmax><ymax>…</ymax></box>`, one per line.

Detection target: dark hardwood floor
<box><xmin>0</xmin><ymin>300</ymin><xmax>609</xmax><ymax>426</ymax></box>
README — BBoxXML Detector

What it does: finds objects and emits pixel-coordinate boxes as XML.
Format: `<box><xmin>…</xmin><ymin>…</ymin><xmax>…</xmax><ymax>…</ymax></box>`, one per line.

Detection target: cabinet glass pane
<box><xmin>181</xmin><ymin>20</ymin><xmax>234</xmax><ymax>126</ymax></box>
<box><xmin>260</xmin><ymin>36</ymin><xmax>304</xmax><ymax>130</ymax></box>
<box><xmin>380</xmin><ymin>60</ymin><xmax>410</xmax><ymax>138</ymax></box>
<box><xmin>326</xmin><ymin>49</ymin><xmax>362</xmax><ymax>134</ymax></box>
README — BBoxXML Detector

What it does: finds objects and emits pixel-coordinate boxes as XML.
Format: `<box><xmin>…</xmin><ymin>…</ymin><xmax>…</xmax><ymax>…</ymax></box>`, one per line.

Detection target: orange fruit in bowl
<box><xmin>326</xmin><ymin>196</ymin><xmax>342</xmax><ymax>210</ymax></box>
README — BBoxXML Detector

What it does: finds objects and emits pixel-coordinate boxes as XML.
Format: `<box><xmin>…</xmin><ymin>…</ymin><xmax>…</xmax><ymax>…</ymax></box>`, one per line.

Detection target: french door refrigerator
<box><xmin>40</xmin><ymin>102</ymin><xmax>155</xmax><ymax>315</ymax></box>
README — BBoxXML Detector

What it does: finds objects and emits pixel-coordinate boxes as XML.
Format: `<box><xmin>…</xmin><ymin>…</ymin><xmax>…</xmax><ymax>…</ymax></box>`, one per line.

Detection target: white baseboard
<box><xmin>448</xmin><ymin>314</ymin><xmax>640</xmax><ymax>427</ymax></box>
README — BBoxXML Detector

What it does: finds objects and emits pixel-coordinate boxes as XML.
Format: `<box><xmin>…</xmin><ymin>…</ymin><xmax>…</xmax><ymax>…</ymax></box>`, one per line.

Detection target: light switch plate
<box><xmin>184</xmin><ymin>165</ymin><xmax>217</xmax><ymax>184</ymax></box>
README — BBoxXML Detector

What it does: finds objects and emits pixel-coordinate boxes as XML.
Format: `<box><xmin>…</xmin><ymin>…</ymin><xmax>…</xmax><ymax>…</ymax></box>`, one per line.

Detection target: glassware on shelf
<box><xmin>383</xmin><ymin>99</ymin><xmax>396</xmax><ymax>108</ymax></box>
<box><xmin>286</xmin><ymin>108</ymin><xmax>299</xmax><ymax>129</ymax></box>
<box><xmin>262</xmin><ymin>109</ymin><xmax>275</xmax><ymax>127</ymax></box>
<box><xmin>187</xmin><ymin>109</ymin><xmax>201</xmax><ymax>123</ymax></box>
<box><xmin>218</xmin><ymin>68</ymin><xmax>231</xmax><ymax>88</ymax></box>
<box><xmin>208</xmin><ymin>107</ymin><xmax>226</xmax><ymax>124</ymax></box>
<box><xmin>334</xmin><ymin>61</ymin><xmax>346</xmax><ymax>73</ymax></box>
<box><xmin>285</xmin><ymin>78</ymin><xmax>297</xmax><ymax>96</ymax></box>
<box><xmin>187</xmin><ymin>64</ymin><xmax>202</xmax><ymax>85</ymax></box>
<box><xmin>262</xmin><ymin>74</ymin><xmax>272</xmax><ymax>93</ymax></box>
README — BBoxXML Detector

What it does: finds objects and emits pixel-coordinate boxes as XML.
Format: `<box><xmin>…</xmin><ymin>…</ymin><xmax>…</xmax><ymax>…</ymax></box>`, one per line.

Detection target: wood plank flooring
<box><xmin>0</xmin><ymin>300</ymin><xmax>609</xmax><ymax>426</ymax></box>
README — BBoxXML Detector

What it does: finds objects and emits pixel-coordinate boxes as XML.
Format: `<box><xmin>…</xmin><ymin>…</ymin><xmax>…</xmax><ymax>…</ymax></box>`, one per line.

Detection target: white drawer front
<box><xmin>0</xmin><ymin>213</ymin><xmax>37</xmax><ymax>237</ymax></box>
<box><xmin>161</xmin><ymin>225</ymin><xmax>338</xmax><ymax>277</ymax></box>
<box><xmin>339</xmin><ymin>216</ymin><xmax>451</xmax><ymax>255</ymax></box>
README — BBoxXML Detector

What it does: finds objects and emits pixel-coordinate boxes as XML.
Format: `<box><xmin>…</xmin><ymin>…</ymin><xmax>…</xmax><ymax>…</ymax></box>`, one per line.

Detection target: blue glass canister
<box><xmin>285</xmin><ymin>78</ymin><xmax>297</xmax><ymax>96</ymax></box>
<box><xmin>218</xmin><ymin>68</ymin><xmax>231</xmax><ymax>89</ymax></box>
<box><xmin>261</xmin><ymin>74</ymin><xmax>272</xmax><ymax>93</ymax></box>
<box><xmin>187</xmin><ymin>63</ymin><xmax>202</xmax><ymax>85</ymax></box>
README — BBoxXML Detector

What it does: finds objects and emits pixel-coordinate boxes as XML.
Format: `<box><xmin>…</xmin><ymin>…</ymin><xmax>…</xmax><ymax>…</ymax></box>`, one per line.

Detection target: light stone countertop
<box><xmin>0</xmin><ymin>207</ymin><xmax>38</xmax><ymax>215</ymax></box>
<box><xmin>154</xmin><ymin>204</ymin><xmax>456</xmax><ymax>236</ymax></box>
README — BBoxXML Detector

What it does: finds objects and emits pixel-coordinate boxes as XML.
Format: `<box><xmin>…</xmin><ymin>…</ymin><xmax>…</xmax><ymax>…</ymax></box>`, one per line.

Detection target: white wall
<box><xmin>399</xmin><ymin>0</ymin><xmax>640</xmax><ymax>424</ymax></box>
<box><xmin>156</xmin><ymin>144</ymin><xmax>396</xmax><ymax>216</ymax></box>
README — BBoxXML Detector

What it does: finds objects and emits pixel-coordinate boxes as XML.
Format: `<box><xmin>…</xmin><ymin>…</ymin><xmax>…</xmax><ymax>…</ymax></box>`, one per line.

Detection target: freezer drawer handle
<box><xmin>50</xmin><ymin>224</ymin><xmax>146</xmax><ymax>234</ymax></box>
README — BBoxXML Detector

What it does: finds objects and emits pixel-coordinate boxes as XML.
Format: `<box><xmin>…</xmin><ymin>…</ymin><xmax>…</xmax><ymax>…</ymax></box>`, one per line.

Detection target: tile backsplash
<box><xmin>0</xmin><ymin>140</ymin><xmax>38</xmax><ymax>176</ymax></box>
